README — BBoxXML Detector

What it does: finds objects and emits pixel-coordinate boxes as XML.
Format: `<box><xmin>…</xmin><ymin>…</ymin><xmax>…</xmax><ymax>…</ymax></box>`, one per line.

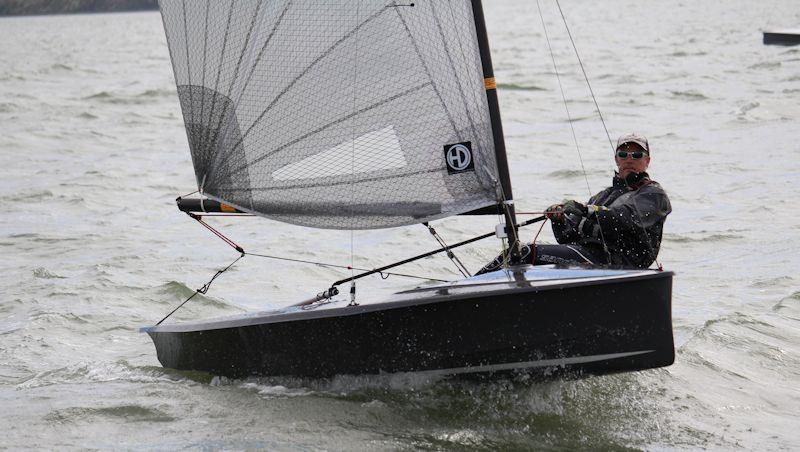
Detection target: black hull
<box><xmin>145</xmin><ymin>268</ymin><xmax>674</xmax><ymax>379</ymax></box>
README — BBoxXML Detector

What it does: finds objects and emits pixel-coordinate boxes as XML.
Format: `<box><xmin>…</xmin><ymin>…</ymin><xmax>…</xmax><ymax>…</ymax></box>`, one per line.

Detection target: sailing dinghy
<box><xmin>142</xmin><ymin>0</ymin><xmax>674</xmax><ymax>379</ymax></box>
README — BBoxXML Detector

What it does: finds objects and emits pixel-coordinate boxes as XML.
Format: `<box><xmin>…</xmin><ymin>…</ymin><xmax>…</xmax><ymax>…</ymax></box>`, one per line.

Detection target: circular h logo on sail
<box><xmin>444</xmin><ymin>142</ymin><xmax>475</xmax><ymax>174</ymax></box>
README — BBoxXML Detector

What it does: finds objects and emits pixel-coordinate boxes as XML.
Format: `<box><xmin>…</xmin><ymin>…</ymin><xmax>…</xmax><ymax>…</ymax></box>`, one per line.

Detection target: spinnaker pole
<box><xmin>471</xmin><ymin>0</ymin><xmax>521</xmax><ymax>263</ymax></box>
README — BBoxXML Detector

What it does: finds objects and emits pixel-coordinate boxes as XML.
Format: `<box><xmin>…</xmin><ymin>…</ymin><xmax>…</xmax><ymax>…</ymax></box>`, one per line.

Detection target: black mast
<box><xmin>471</xmin><ymin>0</ymin><xmax>521</xmax><ymax>263</ymax></box>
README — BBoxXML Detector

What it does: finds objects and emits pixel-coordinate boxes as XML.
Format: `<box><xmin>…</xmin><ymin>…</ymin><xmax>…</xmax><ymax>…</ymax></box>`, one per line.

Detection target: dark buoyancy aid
<box><xmin>551</xmin><ymin>171</ymin><xmax>672</xmax><ymax>268</ymax></box>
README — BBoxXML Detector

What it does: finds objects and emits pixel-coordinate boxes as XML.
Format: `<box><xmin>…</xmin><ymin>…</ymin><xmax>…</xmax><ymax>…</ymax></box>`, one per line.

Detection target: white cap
<box><xmin>616</xmin><ymin>133</ymin><xmax>650</xmax><ymax>153</ymax></box>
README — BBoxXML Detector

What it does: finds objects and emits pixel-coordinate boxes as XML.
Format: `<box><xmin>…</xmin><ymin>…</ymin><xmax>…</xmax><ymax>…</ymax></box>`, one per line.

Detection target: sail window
<box><xmin>272</xmin><ymin>126</ymin><xmax>407</xmax><ymax>181</ymax></box>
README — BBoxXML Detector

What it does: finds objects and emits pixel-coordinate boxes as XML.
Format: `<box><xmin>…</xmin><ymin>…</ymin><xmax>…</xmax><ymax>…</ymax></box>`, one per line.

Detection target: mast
<box><xmin>470</xmin><ymin>0</ymin><xmax>521</xmax><ymax>263</ymax></box>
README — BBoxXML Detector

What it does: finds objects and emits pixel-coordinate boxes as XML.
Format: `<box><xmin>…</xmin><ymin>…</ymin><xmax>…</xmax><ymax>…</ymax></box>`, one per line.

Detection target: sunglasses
<box><xmin>616</xmin><ymin>150</ymin><xmax>648</xmax><ymax>159</ymax></box>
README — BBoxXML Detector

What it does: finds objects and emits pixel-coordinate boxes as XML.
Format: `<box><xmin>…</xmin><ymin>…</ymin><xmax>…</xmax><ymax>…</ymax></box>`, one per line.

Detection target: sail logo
<box><xmin>444</xmin><ymin>142</ymin><xmax>475</xmax><ymax>174</ymax></box>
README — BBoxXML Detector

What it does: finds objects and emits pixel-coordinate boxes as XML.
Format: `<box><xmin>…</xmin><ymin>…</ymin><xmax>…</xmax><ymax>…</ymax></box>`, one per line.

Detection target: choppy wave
<box><xmin>748</xmin><ymin>61</ymin><xmax>781</xmax><ymax>70</ymax></box>
<box><xmin>17</xmin><ymin>361</ymin><xmax>190</xmax><ymax>389</ymax></box>
<box><xmin>44</xmin><ymin>405</ymin><xmax>175</xmax><ymax>424</ymax></box>
<box><xmin>29</xmin><ymin>311</ymin><xmax>91</xmax><ymax>325</ymax></box>
<box><xmin>83</xmin><ymin>90</ymin><xmax>171</xmax><ymax>105</ymax></box>
<box><xmin>736</xmin><ymin>101</ymin><xmax>760</xmax><ymax>116</ymax></box>
<box><xmin>773</xmin><ymin>291</ymin><xmax>800</xmax><ymax>319</ymax></box>
<box><xmin>668</xmin><ymin>50</ymin><xmax>708</xmax><ymax>57</ymax></box>
<box><xmin>0</xmin><ymin>102</ymin><xmax>19</xmax><ymax>113</ymax></box>
<box><xmin>83</xmin><ymin>91</ymin><xmax>113</xmax><ymax>100</ymax></box>
<box><xmin>0</xmin><ymin>74</ymin><xmax>26</xmax><ymax>82</ymax></box>
<box><xmin>136</xmin><ymin>89</ymin><xmax>174</xmax><ymax>98</ymax></box>
<box><xmin>156</xmin><ymin>280</ymin><xmax>244</xmax><ymax>312</ymax></box>
<box><xmin>749</xmin><ymin>276</ymin><xmax>794</xmax><ymax>288</ymax></box>
<box><xmin>8</xmin><ymin>233</ymin><xmax>83</xmax><ymax>245</ymax></box>
<box><xmin>670</xmin><ymin>90</ymin><xmax>709</xmax><ymax>100</ymax></box>
<box><xmin>664</xmin><ymin>232</ymin><xmax>744</xmax><ymax>243</ymax></box>
<box><xmin>6</xmin><ymin>189</ymin><xmax>54</xmax><ymax>202</ymax></box>
<box><xmin>53</xmin><ymin>63</ymin><xmax>74</xmax><ymax>70</ymax></box>
<box><xmin>680</xmin><ymin>309</ymin><xmax>799</xmax><ymax>376</ymax></box>
<box><xmin>33</xmin><ymin>267</ymin><xmax>67</xmax><ymax>279</ymax></box>
<box><xmin>545</xmin><ymin>168</ymin><xmax>606</xmax><ymax>180</ymax></box>
<box><xmin>497</xmin><ymin>83</ymin><xmax>546</xmax><ymax>91</ymax></box>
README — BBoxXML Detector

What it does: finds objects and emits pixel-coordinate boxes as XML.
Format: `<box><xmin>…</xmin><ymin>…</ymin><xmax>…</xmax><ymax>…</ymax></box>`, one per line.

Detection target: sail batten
<box><xmin>159</xmin><ymin>0</ymin><xmax>504</xmax><ymax>229</ymax></box>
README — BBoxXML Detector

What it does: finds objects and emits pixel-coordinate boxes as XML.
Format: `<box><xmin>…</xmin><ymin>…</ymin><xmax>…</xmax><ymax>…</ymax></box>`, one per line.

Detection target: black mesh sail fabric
<box><xmin>159</xmin><ymin>0</ymin><xmax>503</xmax><ymax>229</ymax></box>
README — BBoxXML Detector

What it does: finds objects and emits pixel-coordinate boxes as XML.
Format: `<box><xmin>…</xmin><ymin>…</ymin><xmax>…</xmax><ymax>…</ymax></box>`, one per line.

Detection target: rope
<box><xmin>155</xmin><ymin>253</ymin><xmax>244</xmax><ymax>326</ymax></box>
<box><xmin>529</xmin><ymin>218</ymin><xmax>548</xmax><ymax>264</ymax></box>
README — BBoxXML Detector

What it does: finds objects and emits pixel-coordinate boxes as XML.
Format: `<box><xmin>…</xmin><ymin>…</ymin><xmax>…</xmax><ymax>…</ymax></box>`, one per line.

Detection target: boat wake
<box><xmin>203</xmin><ymin>371</ymin><xmax>674</xmax><ymax>449</ymax></box>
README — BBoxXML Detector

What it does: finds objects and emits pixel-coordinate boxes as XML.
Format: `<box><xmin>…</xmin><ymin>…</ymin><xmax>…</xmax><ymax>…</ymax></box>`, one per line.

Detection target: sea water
<box><xmin>1</xmin><ymin>1</ymin><xmax>799</xmax><ymax>449</ymax></box>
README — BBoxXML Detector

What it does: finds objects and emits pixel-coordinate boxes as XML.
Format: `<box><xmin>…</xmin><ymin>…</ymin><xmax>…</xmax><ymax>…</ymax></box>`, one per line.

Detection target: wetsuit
<box><xmin>477</xmin><ymin>171</ymin><xmax>671</xmax><ymax>272</ymax></box>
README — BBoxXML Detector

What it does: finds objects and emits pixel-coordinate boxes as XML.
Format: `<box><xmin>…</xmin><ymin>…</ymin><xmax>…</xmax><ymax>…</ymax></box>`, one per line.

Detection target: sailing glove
<box><xmin>562</xmin><ymin>200</ymin><xmax>587</xmax><ymax>217</ymax></box>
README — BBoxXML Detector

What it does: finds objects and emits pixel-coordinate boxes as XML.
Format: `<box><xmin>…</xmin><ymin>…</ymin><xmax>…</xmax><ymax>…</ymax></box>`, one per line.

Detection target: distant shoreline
<box><xmin>0</xmin><ymin>1</ymin><xmax>158</xmax><ymax>17</ymax></box>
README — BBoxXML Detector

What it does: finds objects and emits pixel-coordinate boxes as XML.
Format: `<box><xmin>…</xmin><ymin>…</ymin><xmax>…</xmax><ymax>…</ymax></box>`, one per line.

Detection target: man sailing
<box><xmin>479</xmin><ymin>133</ymin><xmax>671</xmax><ymax>272</ymax></box>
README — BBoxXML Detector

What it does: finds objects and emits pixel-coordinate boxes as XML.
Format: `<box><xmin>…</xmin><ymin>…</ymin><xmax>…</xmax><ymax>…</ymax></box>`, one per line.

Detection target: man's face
<box><xmin>615</xmin><ymin>142</ymin><xmax>650</xmax><ymax>179</ymax></box>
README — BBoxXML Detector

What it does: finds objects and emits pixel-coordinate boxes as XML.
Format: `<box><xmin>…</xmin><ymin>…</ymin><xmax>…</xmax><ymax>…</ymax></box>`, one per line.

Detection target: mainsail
<box><xmin>159</xmin><ymin>0</ymin><xmax>505</xmax><ymax>229</ymax></box>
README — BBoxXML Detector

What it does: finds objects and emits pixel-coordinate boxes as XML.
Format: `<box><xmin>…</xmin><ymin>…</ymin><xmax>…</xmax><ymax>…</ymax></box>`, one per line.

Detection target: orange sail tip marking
<box><xmin>484</xmin><ymin>77</ymin><xmax>497</xmax><ymax>90</ymax></box>
<box><xmin>220</xmin><ymin>203</ymin><xmax>237</xmax><ymax>213</ymax></box>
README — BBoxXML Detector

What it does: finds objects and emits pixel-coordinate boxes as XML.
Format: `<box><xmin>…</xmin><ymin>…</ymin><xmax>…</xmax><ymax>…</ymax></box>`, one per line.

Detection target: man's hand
<box><xmin>562</xmin><ymin>200</ymin><xmax>587</xmax><ymax>217</ymax></box>
<box><xmin>545</xmin><ymin>203</ymin><xmax>565</xmax><ymax>222</ymax></box>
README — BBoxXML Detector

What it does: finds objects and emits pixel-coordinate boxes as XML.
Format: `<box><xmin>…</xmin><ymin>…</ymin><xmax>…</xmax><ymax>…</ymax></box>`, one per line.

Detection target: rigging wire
<box><xmin>187</xmin><ymin>212</ymin><xmax>447</xmax><ymax>283</ymax></box>
<box><xmin>536</xmin><ymin>0</ymin><xmax>612</xmax><ymax>260</ymax></box>
<box><xmin>424</xmin><ymin>223</ymin><xmax>471</xmax><ymax>278</ymax></box>
<box><xmin>155</xmin><ymin>253</ymin><xmax>244</xmax><ymax>326</ymax></box>
<box><xmin>177</xmin><ymin>189</ymin><xmax>199</xmax><ymax>199</ymax></box>
<box><xmin>170</xmin><ymin>211</ymin><xmax>547</xmax><ymax>322</ymax></box>
<box><xmin>538</xmin><ymin>0</ymin><xmax>667</xmax><ymax>270</ymax></box>
<box><xmin>348</xmin><ymin>2</ymin><xmax>363</xmax><ymax>306</ymax></box>
<box><xmin>535</xmin><ymin>0</ymin><xmax>593</xmax><ymax>199</ymax></box>
<box><xmin>554</xmin><ymin>1</ymin><xmax>663</xmax><ymax>269</ymax></box>
<box><xmin>244</xmin><ymin>251</ymin><xmax>449</xmax><ymax>283</ymax></box>
<box><xmin>553</xmin><ymin>0</ymin><xmax>615</xmax><ymax>153</ymax></box>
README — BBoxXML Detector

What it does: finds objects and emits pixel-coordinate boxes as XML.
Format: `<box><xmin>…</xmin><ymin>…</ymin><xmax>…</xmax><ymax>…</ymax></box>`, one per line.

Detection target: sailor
<box><xmin>479</xmin><ymin>133</ymin><xmax>671</xmax><ymax>272</ymax></box>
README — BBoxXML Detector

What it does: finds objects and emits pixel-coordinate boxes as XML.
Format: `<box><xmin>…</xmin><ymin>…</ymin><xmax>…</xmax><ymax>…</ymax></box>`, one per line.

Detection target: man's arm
<box><xmin>585</xmin><ymin>188</ymin><xmax>671</xmax><ymax>241</ymax></box>
<box><xmin>551</xmin><ymin>211</ymin><xmax>582</xmax><ymax>243</ymax></box>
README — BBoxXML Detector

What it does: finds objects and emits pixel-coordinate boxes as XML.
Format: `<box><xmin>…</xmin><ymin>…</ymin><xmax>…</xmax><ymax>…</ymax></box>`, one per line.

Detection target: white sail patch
<box><xmin>272</xmin><ymin>126</ymin><xmax>407</xmax><ymax>181</ymax></box>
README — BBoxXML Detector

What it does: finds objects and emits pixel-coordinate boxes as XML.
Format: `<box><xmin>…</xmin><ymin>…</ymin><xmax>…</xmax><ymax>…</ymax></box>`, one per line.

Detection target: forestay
<box><xmin>158</xmin><ymin>0</ymin><xmax>503</xmax><ymax>229</ymax></box>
